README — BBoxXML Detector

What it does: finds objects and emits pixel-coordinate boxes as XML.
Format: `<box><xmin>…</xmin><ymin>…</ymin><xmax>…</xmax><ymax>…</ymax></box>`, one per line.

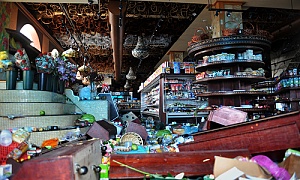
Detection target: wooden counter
<box><xmin>109</xmin><ymin>149</ymin><xmax>250</xmax><ymax>179</ymax></box>
<box><xmin>179</xmin><ymin>111</ymin><xmax>300</xmax><ymax>156</ymax></box>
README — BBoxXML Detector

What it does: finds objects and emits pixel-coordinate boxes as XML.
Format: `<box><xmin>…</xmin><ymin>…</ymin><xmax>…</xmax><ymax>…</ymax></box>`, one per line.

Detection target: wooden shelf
<box><xmin>188</xmin><ymin>35</ymin><xmax>273</xmax><ymax>121</ymax></box>
<box><xmin>194</xmin><ymin>75</ymin><xmax>266</xmax><ymax>83</ymax></box>
<box><xmin>196</xmin><ymin>91</ymin><xmax>268</xmax><ymax>97</ymax></box>
<box><xmin>187</xmin><ymin>35</ymin><xmax>271</xmax><ymax>59</ymax></box>
<box><xmin>274</xmin><ymin>87</ymin><xmax>300</xmax><ymax>94</ymax></box>
<box><xmin>196</xmin><ymin>59</ymin><xmax>265</xmax><ymax>71</ymax></box>
<box><xmin>141</xmin><ymin>111</ymin><xmax>159</xmax><ymax>117</ymax></box>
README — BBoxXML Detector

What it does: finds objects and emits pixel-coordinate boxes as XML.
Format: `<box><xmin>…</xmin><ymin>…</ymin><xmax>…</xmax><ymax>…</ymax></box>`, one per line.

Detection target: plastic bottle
<box><xmin>75</xmin><ymin>127</ymin><xmax>81</xmax><ymax>138</ymax></box>
<box><xmin>0</xmin><ymin>129</ymin><xmax>12</xmax><ymax>147</ymax></box>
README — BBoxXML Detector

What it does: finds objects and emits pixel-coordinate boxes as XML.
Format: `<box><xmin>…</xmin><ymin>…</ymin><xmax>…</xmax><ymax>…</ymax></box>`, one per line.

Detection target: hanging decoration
<box><xmin>124</xmin><ymin>80</ymin><xmax>131</xmax><ymax>89</ymax></box>
<box><xmin>131</xmin><ymin>36</ymin><xmax>149</xmax><ymax>60</ymax></box>
<box><xmin>126</xmin><ymin>67</ymin><xmax>136</xmax><ymax>80</ymax></box>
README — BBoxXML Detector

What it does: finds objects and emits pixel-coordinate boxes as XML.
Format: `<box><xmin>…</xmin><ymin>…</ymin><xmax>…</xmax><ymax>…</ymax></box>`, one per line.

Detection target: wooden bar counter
<box><xmin>179</xmin><ymin>111</ymin><xmax>300</xmax><ymax>155</ymax></box>
<box><xmin>109</xmin><ymin>149</ymin><xmax>250</xmax><ymax>179</ymax></box>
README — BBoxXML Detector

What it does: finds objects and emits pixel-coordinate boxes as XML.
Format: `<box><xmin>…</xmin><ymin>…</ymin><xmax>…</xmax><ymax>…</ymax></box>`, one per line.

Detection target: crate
<box><xmin>0</xmin><ymin>142</ymin><xmax>19</xmax><ymax>165</ymax></box>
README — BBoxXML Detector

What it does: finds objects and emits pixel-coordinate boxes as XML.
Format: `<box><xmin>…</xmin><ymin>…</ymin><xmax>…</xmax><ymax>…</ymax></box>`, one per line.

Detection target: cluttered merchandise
<box><xmin>1</xmin><ymin>110</ymin><xmax>300</xmax><ymax>180</ymax></box>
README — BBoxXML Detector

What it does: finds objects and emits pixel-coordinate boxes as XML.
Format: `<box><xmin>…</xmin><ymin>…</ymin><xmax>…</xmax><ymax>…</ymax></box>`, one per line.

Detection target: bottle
<box><xmin>0</xmin><ymin>129</ymin><xmax>12</xmax><ymax>147</ymax></box>
<box><xmin>75</xmin><ymin>126</ymin><xmax>81</xmax><ymax>138</ymax></box>
<box><xmin>201</xmin><ymin>117</ymin><xmax>205</xmax><ymax>123</ymax></box>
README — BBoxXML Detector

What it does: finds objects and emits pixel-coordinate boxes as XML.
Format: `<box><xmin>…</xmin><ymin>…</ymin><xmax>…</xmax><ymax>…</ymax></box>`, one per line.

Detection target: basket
<box><xmin>120</xmin><ymin>132</ymin><xmax>143</xmax><ymax>145</ymax></box>
<box><xmin>188</xmin><ymin>27</ymin><xmax>209</xmax><ymax>46</ymax></box>
<box><xmin>0</xmin><ymin>141</ymin><xmax>19</xmax><ymax>165</ymax></box>
<box><xmin>222</xmin><ymin>21</ymin><xmax>240</xmax><ymax>36</ymax></box>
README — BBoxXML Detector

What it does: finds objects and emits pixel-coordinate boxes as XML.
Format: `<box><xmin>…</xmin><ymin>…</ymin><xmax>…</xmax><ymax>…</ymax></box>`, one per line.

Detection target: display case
<box><xmin>140</xmin><ymin>73</ymin><xmax>208</xmax><ymax>124</ymax></box>
<box><xmin>188</xmin><ymin>35</ymin><xmax>272</xmax><ymax>120</ymax></box>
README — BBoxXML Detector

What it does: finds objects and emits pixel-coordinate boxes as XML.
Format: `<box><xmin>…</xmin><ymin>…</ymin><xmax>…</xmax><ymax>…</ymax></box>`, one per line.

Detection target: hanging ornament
<box><xmin>132</xmin><ymin>36</ymin><xmax>149</xmax><ymax>60</ymax></box>
<box><xmin>126</xmin><ymin>67</ymin><xmax>136</xmax><ymax>80</ymax></box>
<box><xmin>124</xmin><ymin>80</ymin><xmax>131</xmax><ymax>89</ymax></box>
<box><xmin>76</xmin><ymin>71</ymin><xmax>84</xmax><ymax>80</ymax></box>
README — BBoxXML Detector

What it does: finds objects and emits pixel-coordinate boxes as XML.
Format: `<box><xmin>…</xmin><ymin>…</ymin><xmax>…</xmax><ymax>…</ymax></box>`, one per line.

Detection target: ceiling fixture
<box><xmin>126</xmin><ymin>67</ymin><xmax>136</xmax><ymax>80</ymax></box>
<box><xmin>124</xmin><ymin>80</ymin><xmax>131</xmax><ymax>89</ymax></box>
<box><xmin>131</xmin><ymin>36</ymin><xmax>149</xmax><ymax>60</ymax></box>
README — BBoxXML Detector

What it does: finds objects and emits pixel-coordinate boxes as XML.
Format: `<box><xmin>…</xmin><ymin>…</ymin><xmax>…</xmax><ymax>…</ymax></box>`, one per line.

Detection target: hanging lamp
<box><xmin>124</xmin><ymin>80</ymin><xmax>131</xmax><ymax>89</ymax></box>
<box><xmin>132</xmin><ymin>36</ymin><xmax>149</xmax><ymax>60</ymax></box>
<box><xmin>126</xmin><ymin>67</ymin><xmax>136</xmax><ymax>80</ymax></box>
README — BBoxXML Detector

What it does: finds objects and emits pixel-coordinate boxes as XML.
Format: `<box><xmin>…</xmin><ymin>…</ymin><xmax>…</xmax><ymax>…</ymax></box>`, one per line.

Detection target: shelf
<box><xmin>119</xmin><ymin>109</ymin><xmax>140</xmax><ymax>112</ymax></box>
<box><xmin>146</xmin><ymin>104</ymin><xmax>159</xmax><ymax>107</ymax></box>
<box><xmin>275</xmin><ymin>98</ymin><xmax>300</xmax><ymax>103</ymax></box>
<box><xmin>234</xmin><ymin>107</ymin><xmax>271</xmax><ymax>112</ymax></box>
<box><xmin>165</xmin><ymin>98</ymin><xmax>196</xmax><ymax>100</ymax></box>
<box><xmin>142</xmin><ymin>75</ymin><xmax>161</xmax><ymax>92</ymax></box>
<box><xmin>274</xmin><ymin>87</ymin><xmax>300</xmax><ymax>94</ymax></box>
<box><xmin>196</xmin><ymin>91</ymin><xmax>268</xmax><ymax>97</ymax></box>
<box><xmin>166</xmin><ymin>112</ymin><xmax>209</xmax><ymax>118</ymax></box>
<box><xmin>141</xmin><ymin>111</ymin><xmax>159</xmax><ymax>117</ymax></box>
<box><xmin>187</xmin><ymin>35</ymin><xmax>271</xmax><ymax>59</ymax></box>
<box><xmin>194</xmin><ymin>75</ymin><xmax>266</xmax><ymax>83</ymax></box>
<box><xmin>252</xmin><ymin>80</ymin><xmax>275</xmax><ymax>89</ymax></box>
<box><xmin>195</xmin><ymin>59</ymin><xmax>265</xmax><ymax>71</ymax></box>
<box><xmin>274</xmin><ymin>74</ymin><xmax>300</xmax><ymax>84</ymax></box>
<box><xmin>117</xmin><ymin>102</ymin><xmax>140</xmax><ymax>104</ymax></box>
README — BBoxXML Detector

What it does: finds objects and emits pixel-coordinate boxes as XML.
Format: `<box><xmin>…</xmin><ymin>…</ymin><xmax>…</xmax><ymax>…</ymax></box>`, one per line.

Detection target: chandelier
<box><xmin>131</xmin><ymin>36</ymin><xmax>149</xmax><ymax>60</ymax></box>
<box><xmin>126</xmin><ymin>67</ymin><xmax>136</xmax><ymax>80</ymax></box>
<box><xmin>124</xmin><ymin>80</ymin><xmax>131</xmax><ymax>89</ymax></box>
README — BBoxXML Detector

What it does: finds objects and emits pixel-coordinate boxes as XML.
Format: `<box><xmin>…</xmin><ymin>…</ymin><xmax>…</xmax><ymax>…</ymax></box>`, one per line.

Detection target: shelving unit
<box><xmin>140</xmin><ymin>73</ymin><xmax>208</xmax><ymax>124</ymax></box>
<box><xmin>188</xmin><ymin>35</ymin><xmax>273</xmax><ymax>121</ymax></box>
<box><xmin>111</xmin><ymin>91</ymin><xmax>141</xmax><ymax>117</ymax></box>
<box><xmin>140</xmin><ymin>75</ymin><xmax>162</xmax><ymax>121</ymax></box>
<box><xmin>274</xmin><ymin>72</ymin><xmax>300</xmax><ymax>111</ymax></box>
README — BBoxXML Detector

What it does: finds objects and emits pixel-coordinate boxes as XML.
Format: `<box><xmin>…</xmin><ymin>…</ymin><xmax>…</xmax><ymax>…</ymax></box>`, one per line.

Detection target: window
<box><xmin>20</xmin><ymin>24</ymin><xmax>41</xmax><ymax>51</ymax></box>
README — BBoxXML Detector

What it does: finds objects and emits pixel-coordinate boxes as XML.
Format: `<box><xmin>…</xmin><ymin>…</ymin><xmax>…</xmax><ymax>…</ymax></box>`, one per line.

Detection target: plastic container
<box><xmin>0</xmin><ymin>130</ymin><xmax>12</xmax><ymax>147</ymax></box>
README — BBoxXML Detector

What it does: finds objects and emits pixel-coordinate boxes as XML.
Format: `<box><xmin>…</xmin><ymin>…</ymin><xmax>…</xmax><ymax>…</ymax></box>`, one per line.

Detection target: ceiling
<box><xmin>7</xmin><ymin>0</ymin><xmax>300</xmax><ymax>92</ymax></box>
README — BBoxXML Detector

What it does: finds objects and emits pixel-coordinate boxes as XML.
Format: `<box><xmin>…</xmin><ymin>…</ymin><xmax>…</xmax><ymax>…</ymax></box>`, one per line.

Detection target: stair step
<box><xmin>0</xmin><ymin>114</ymin><xmax>81</xmax><ymax>130</ymax></box>
<box><xmin>0</xmin><ymin>80</ymin><xmax>38</xmax><ymax>90</ymax></box>
<box><xmin>0</xmin><ymin>90</ymin><xmax>66</xmax><ymax>103</ymax></box>
<box><xmin>28</xmin><ymin>127</ymin><xmax>89</xmax><ymax>146</ymax></box>
<box><xmin>0</xmin><ymin>102</ymin><xmax>68</xmax><ymax>116</ymax></box>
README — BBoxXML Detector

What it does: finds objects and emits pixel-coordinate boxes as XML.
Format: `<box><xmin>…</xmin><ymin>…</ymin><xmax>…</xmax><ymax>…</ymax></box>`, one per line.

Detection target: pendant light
<box><xmin>126</xmin><ymin>67</ymin><xmax>136</xmax><ymax>80</ymax></box>
<box><xmin>124</xmin><ymin>80</ymin><xmax>131</xmax><ymax>89</ymax></box>
<box><xmin>132</xmin><ymin>36</ymin><xmax>149</xmax><ymax>60</ymax></box>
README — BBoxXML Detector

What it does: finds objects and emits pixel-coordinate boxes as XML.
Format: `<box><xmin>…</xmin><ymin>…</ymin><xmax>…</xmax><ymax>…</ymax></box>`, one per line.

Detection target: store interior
<box><xmin>0</xmin><ymin>0</ymin><xmax>300</xmax><ymax>179</ymax></box>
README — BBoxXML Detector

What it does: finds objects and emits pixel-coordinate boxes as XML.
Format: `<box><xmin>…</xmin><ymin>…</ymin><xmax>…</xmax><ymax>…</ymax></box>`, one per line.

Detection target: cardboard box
<box><xmin>214</xmin><ymin>156</ymin><xmax>272</xmax><ymax>179</ymax></box>
<box><xmin>279</xmin><ymin>154</ymin><xmax>300</xmax><ymax>178</ymax></box>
